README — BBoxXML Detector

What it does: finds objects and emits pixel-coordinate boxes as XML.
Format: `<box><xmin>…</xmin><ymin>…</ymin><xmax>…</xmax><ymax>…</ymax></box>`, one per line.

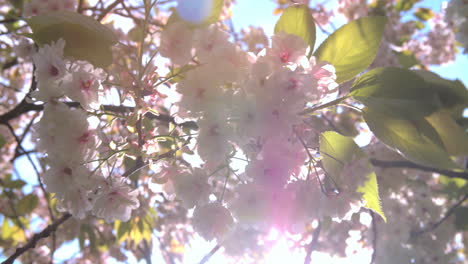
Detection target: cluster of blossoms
<box><xmin>406</xmin><ymin>12</ymin><xmax>457</xmax><ymax>65</ymax></box>
<box><xmin>159</xmin><ymin>21</ymin><xmax>373</xmax><ymax>243</ymax></box>
<box><xmin>336</xmin><ymin>0</ymin><xmax>368</xmax><ymax>21</ymax></box>
<box><xmin>367</xmin><ymin>143</ymin><xmax>461</xmax><ymax>264</ymax></box>
<box><xmin>446</xmin><ymin>0</ymin><xmax>468</xmax><ymax>54</ymax></box>
<box><xmin>23</xmin><ymin>0</ymin><xmax>76</xmax><ymax>17</ymax></box>
<box><xmin>31</xmin><ymin>39</ymin><xmax>139</xmax><ymax>223</ymax></box>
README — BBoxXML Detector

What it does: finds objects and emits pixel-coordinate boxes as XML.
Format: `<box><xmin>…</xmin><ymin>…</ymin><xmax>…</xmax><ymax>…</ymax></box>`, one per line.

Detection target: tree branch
<box><xmin>411</xmin><ymin>192</ymin><xmax>468</xmax><ymax>237</ymax></box>
<box><xmin>1</xmin><ymin>213</ymin><xmax>72</xmax><ymax>264</ymax></box>
<box><xmin>97</xmin><ymin>0</ymin><xmax>124</xmax><ymax>21</ymax></box>
<box><xmin>198</xmin><ymin>244</ymin><xmax>221</xmax><ymax>264</ymax></box>
<box><xmin>304</xmin><ymin>221</ymin><xmax>321</xmax><ymax>264</ymax></box>
<box><xmin>370</xmin><ymin>211</ymin><xmax>377</xmax><ymax>264</ymax></box>
<box><xmin>0</xmin><ymin>101</ymin><xmax>176</xmax><ymax>125</ymax></box>
<box><xmin>370</xmin><ymin>159</ymin><xmax>468</xmax><ymax>180</ymax></box>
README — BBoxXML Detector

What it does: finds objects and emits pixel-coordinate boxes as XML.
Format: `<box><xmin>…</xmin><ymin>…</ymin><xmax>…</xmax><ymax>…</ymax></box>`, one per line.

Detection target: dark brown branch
<box><xmin>3</xmin><ymin>120</ymin><xmax>57</xmax><ymax>262</ymax></box>
<box><xmin>370</xmin><ymin>159</ymin><xmax>468</xmax><ymax>180</ymax></box>
<box><xmin>370</xmin><ymin>211</ymin><xmax>377</xmax><ymax>264</ymax></box>
<box><xmin>1</xmin><ymin>213</ymin><xmax>72</xmax><ymax>264</ymax></box>
<box><xmin>0</xmin><ymin>101</ymin><xmax>176</xmax><ymax>125</ymax></box>
<box><xmin>304</xmin><ymin>221</ymin><xmax>321</xmax><ymax>264</ymax></box>
<box><xmin>97</xmin><ymin>0</ymin><xmax>124</xmax><ymax>21</ymax></box>
<box><xmin>0</xmin><ymin>18</ymin><xmax>17</xmax><ymax>24</ymax></box>
<box><xmin>198</xmin><ymin>244</ymin><xmax>221</xmax><ymax>264</ymax></box>
<box><xmin>142</xmin><ymin>240</ymin><xmax>153</xmax><ymax>264</ymax></box>
<box><xmin>77</xmin><ymin>0</ymin><xmax>85</xmax><ymax>13</ymax></box>
<box><xmin>411</xmin><ymin>192</ymin><xmax>468</xmax><ymax>237</ymax></box>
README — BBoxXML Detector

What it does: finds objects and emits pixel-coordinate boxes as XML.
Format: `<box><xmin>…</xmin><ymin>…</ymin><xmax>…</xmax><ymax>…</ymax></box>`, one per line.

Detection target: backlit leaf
<box><xmin>314</xmin><ymin>16</ymin><xmax>387</xmax><ymax>83</ymax></box>
<box><xmin>350</xmin><ymin>67</ymin><xmax>440</xmax><ymax>119</ymax></box>
<box><xmin>28</xmin><ymin>11</ymin><xmax>118</xmax><ymax>68</ymax></box>
<box><xmin>320</xmin><ymin>131</ymin><xmax>386</xmax><ymax>221</ymax></box>
<box><xmin>274</xmin><ymin>4</ymin><xmax>316</xmax><ymax>51</ymax></box>
<box><xmin>363</xmin><ymin>109</ymin><xmax>459</xmax><ymax>169</ymax></box>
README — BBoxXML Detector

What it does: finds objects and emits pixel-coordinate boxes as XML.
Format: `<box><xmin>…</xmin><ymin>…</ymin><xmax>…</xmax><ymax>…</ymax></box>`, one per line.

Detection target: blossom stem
<box><xmin>299</xmin><ymin>95</ymin><xmax>350</xmax><ymax>115</ymax></box>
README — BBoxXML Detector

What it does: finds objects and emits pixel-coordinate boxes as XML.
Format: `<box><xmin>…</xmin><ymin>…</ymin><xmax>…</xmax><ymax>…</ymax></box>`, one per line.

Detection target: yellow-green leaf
<box><xmin>274</xmin><ymin>4</ymin><xmax>316</xmax><ymax>51</ymax></box>
<box><xmin>414</xmin><ymin>7</ymin><xmax>434</xmax><ymax>21</ymax></box>
<box><xmin>1</xmin><ymin>219</ymin><xmax>26</xmax><ymax>243</ymax></box>
<box><xmin>314</xmin><ymin>16</ymin><xmax>387</xmax><ymax>83</ymax></box>
<box><xmin>426</xmin><ymin>110</ymin><xmax>468</xmax><ymax>155</ymax></box>
<box><xmin>0</xmin><ymin>134</ymin><xmax>6</xmax><ymax>149</ymax></box>
<box><xmin>320</xmin><ymin>131</ymin><xmax>386</xmax><ymax>221</ymax></box>
<box><xmin>27</xmin><ymin>11</ymin><xmax>118</xmax><ymax>68</ymax></box>
<box><xmin>363</xmin><ymin>109</ymin><xmax>459</xmax><ymax>169</ymax></box>
<box><xmin>357</xmin><ymin>171</ymin><xmax>386</xmax><ymax>222</ymax></box>
<box><xmin>319</xmin><ymin>131</ymin><xmax>365</xmax><ymax>177</ymax></box>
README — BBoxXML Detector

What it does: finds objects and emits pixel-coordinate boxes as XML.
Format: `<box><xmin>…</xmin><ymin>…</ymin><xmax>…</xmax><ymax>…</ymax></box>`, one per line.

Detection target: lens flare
<box><xmin>176</xmin><ymin>0</ymin><xmax>213</xmax><ymax>24</ymax></box>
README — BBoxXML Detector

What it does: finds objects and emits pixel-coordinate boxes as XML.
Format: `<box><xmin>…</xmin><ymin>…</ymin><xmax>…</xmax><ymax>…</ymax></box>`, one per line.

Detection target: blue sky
<box><xmin>231</xmin><ymin>0</ymin><xmax>468</xmax><ymax>85</ymax></box>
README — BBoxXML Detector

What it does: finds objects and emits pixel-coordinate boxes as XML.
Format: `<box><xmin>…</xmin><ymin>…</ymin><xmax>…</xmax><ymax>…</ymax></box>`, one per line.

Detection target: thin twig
<box><xmin>97</xmin><ymin>0</ymin><xmax>124</xmax><ymax>21</ymax></box>
<box><xmin>2</xmin><ymin>213</ymin><xmax>72</xmax><ymax>264</ymax></box>
<box><xmin>0</xmin><ymin>101</ymin><xmax>176</xmax><ymax>125</ymax></box>
<box><xmin>299</xmin><ymin>95</ymin><xmax>349</xmax><ymax>115</ymax></box>
<box><xmin>411</xmin><ymin>192</ymin><xmax>468</xmax><ymax>237</ymax></box>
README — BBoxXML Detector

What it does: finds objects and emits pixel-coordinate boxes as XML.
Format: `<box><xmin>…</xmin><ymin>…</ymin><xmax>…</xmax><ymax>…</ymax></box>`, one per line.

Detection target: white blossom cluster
<box><xmin>159</xmin><ymin>22</ymin><xmax>372</xmax><ymax>241</ymax></box>
<box><xmin>446</xmin><ymin>0</ymin><xmax>468</xmax><ymax>54</ymax></box>
<box><xmin>31</xmin><ymin>39</ymin><xmax>140</xmax><ymax>223</ymax></box>
<box><xmin>367</xmin><ymin>143</ymin><xmax>461</xmax><ymax>264</ymax></box>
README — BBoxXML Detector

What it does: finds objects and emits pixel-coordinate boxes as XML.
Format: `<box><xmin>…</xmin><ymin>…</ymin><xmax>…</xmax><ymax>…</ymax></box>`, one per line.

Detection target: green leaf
<box><xmin>0</xmin><ymin>134</ymin><xmax>6</xmax><ymax>149</ymax></box>
<box><xmin>169</xmin><ymin>64</ymin><xmax>197</xmax><ymax>84</ymax></box>
<box><xmin>395</xmin><ymin>50</ymin><xmax>419</xmax><ymax>68</ymax></box>
<box><xmin>80</xmin><ymin>224</ymin><xmax>98</xmax><ymax>252</ymax></box>
<box><xmin>395</xmin><ymin>0</ymin><xmax>421</xmax><ymax>11</ymax></box>
<box><xmin>320</xmin><ymin>131</ymin><xmax>365</xmax><ymax>177</ymax></box>
<box><xmin>426</xmin><ymin>110</ymin><xmax>468</xmax><ymax>155</ymax></box>
<box><xmin>319</xmin><ymin>131</ymin><xmax>386</xmax><ymax>221</ymax></box>
<box><xmin>314</xmin><ymin>16</ymin><xmax>387</xmax><ymax>83</ymax></box>
<box><xmin>27</xmin><ymin>11</ymin><xmax>118</xmax><ymax>68</ymax></box>
<box><xmin>115</xmin><ymin>220</ymin><xmax>131</xmax><ymax>242</ymax></box>
<box><xmin>16</xmin><ymin>194</ymin><xmax>38</xmax><ymax>215</ymax></box>
<box><xmin>414</xmin><ymin>7</ymin><xmax>434</xmax><ymax>21</ymax></box>
<box><xmin>9</xmin><ymin>0</ymin><xmax>24</xmax><ymax>9</ymax></box>
<box><xmin>414</xmin><ymin>20</ymin><xmax>425</xmax><ymax>29</ymax></box>
<box><xmin>357</xmin><ymin>171</ymin><xmax>387</xmax><ymax>222</ymax></box>
<box><xmin>350</xmin><ymin>67</ymin><xmax>440</xmax><ymax>119</ymax></box>
<box><xmin>4</xmin><ymin>179</ymin><xmax>26</xmax><ymax>189</ymax></box>
<box><xmin>274</xmin><ymin>4</ymin><xmax>316</xmax><ymax>51</ymax></box>
<box><xmin>439</xmin><ymin>175</ymin><xmax>468</xmax><ymax>199</ymax></box>
<box><xmin>363</xmin><ymin>109</ymin><xmax>459</xmax><ymax>169</ymax></box>
<box><xmin>128</xmin><ymin>26</ymin><xmax>144</xmax><ymax>42</ymax></box>
<box><xmin>414</xmin><ymin>70</ymin><xmax>468</xmax><ymax>112</ymax></box>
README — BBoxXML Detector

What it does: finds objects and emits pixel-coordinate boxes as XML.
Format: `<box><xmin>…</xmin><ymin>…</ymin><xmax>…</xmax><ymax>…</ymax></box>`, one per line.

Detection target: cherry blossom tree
<box><xmin>0</xmin><ymin>0</ymin><xmax>467</xmax><ymax>263</ymax></box>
